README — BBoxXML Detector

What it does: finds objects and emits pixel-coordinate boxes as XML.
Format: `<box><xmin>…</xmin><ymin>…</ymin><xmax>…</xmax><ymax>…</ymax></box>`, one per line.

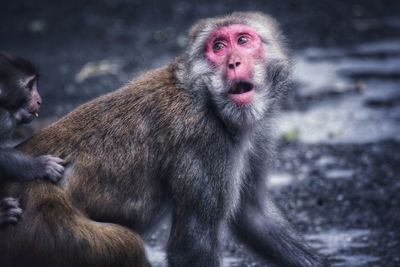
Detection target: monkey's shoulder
<box><xmin>120</xmin><ymin>64</ymin><xmax>204</xmax><ymax>115</ymax></box>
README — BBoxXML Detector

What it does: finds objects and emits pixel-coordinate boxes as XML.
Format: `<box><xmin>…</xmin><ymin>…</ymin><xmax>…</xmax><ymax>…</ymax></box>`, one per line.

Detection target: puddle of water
<box><xmin>315</xmin><ymin>156</ymin><xmax>337</xmax><ymax>168</ymax></box>
<box><xmin>222</xmin><ymin>256</ymin><xmax>244</xmax><ymax>267</ymax></box>
<box><xmin>284</xmin><ymin>45</ymin><xmax>400</xmax><ymax>144</ymax></box>
<box><xmin>294</xmin><ymin>45</ymin><xmax>400</xmax><ymax>96</ymax></box>
<box><xmin>302</xmin><ymin>40</ymin><xmax>400</xmax><ymax>60</ymax></box>
<box><xmin>334</xmin><ymin>255</ymin><xmax>380</xmax><ymax>267</ymax></box>
<box><xmin>145</xmin><ymin>245</ymin><xmax>245</xmax><ymax>267</ymax></box>
<box><xmin>303</xmin><ymin>47</ymin><xmax>345</xmax><ymax>60</ymax></box>
<box><xmin>278</xmin><ymin>95</ymin><xmax>400</xmax><ymax>143</ymax></box>
<box><xmin>268</xmin><ymin>172</ymin><xmax>295</xmax><ymax>188</ymax></box>
<box><xmin>325</xmin><ymin>169</ymin><xmax>355</xmax><ymax>180</ymax></box>
<box><xmin>354</xmin><ymin>39</ymin><xmax>400</xmax><ymax>54</ymax></box>
<box><xmin>307</xmin><ymin>229</ymin><xmax>371</xmax><ymax>254</ymax></box>
<box><xmin>293</xmin><ymin>55</ymin><xmax>351</xmax><ymax>96</ymax></box>
<box><xmin>337</xmin><ymin>57</ymin><xmax>400</xmax><ymax>76</ymax></box>
<box><xmin>74</xmin><ymin>58</ymin><xmax>122</xmax><ymax>83</ymax></box>
<box><xmin>362</xmin><ymin>79</ymin><xmax>400</xmax><ymax>100</ymax></box>
<box><xmin>307</xmin><ymin>229</ymin><xmax>379</xmax><ymax>267</ymax></box>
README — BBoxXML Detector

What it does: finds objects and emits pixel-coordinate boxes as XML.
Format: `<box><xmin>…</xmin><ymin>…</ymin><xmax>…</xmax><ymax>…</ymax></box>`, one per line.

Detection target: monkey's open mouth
<box><xmin>228</xmin><ymin>81</ymin><xmax>255</xmax><ymax>105</ymax></box>
<box><xmin>228</xmin><ymin>81</ymin><xmax>254</xmax><ymax>94</ymax></box>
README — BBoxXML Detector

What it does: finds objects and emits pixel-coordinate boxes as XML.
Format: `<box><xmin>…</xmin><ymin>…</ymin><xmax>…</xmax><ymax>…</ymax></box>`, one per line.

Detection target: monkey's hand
<box><xmin>36</xmin><ymin>155</ymin><xmax>65</xmax><ymax>183</ymax></box>
<box><xmin>0</xmin><ymin>197</ymin><xmax>22</xmax><ymax>225</ymax></box>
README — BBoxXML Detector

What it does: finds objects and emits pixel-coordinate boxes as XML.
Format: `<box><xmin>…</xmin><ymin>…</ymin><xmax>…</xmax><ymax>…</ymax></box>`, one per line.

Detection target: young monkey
<box><xmin>0</xmin><ymin>52</ymin><xmax>64</xmax><ymax>225</ymax></box>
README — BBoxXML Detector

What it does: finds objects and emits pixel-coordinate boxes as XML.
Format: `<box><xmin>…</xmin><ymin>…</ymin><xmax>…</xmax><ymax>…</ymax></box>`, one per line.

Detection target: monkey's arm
<box><xmin>230</xmin><ymin>167</ymin><xmax>325</xmax><ymax>267</ymax></box>
<box><xmin>0</xmin><ymin>148</ymin><xmax>64</xmax><ymax>182</ymax></box>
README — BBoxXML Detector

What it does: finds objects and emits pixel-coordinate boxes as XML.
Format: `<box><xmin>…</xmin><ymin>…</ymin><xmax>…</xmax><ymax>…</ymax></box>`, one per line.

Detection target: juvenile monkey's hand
<box><xmin>36</xmin><ymin>155</ymin><xmax>65</xmax><ymax>183</ymax></box>
<box><xmin>0</xmin><ymin>197</ymin><xmax>22</xmax><ymax>225</ymax></box>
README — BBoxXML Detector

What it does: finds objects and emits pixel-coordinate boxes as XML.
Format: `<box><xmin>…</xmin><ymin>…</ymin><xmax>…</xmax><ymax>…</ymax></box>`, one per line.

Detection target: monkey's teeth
<box><xmin>35</xmin><ymin>113</ymin><xmax>39</xmax><ymax>117</ymax></box>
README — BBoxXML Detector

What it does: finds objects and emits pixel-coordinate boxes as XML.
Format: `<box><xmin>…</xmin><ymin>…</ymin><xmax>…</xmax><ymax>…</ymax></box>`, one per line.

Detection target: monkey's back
<box><xmin>18</xmin><ymin>63</ymin><xmax>223</xmax><ymax>230</ymax></box>
<box><xmin>20</xmin><ymin>65</ymin><xmax>205</xmax><ymax>157</ymax></box>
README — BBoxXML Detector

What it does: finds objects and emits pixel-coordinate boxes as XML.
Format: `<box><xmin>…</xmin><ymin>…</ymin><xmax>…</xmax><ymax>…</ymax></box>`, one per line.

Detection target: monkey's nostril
<box><xmin>229</xmin><ymin>62</ymin><xmax>241</xmax><ymax>69</ymax></box>
<box><xmin>37</xmin><ymin>101</ymin><xmax>41</xmax><ymax>106</ymax></box>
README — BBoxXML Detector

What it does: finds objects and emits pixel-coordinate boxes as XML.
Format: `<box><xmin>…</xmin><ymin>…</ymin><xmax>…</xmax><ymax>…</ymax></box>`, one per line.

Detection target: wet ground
<box><xmin>1</xmin><ymin>1</ymin><xmax>400</xmax><ymax>266</ymax></box>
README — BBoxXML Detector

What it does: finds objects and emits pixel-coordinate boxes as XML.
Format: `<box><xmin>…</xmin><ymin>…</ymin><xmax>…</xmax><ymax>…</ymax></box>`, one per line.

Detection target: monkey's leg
<box><xmin>0</xmin><ymin>182</ymin><xmax>150</xmax><ymax>267</ymax></box>
<box><xmin>230</xmin><ymin>173</ymin><xmax>326</xmax><ymax>267</ymax></box>
<box><xmin>167</xmin><ymin>205</ymin><xmax>221</xmax><ymax>267</ymax></box>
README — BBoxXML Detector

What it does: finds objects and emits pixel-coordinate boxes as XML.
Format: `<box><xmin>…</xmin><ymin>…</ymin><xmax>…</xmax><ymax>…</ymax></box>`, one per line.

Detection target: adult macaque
<box><xmin>0</xmin><ymin>12</ymin><xmax>324</xmax><ymax>267</ymax></box>
<box><xmin>0</xmin><ymin>52</ymin><xmax>64</xmax><ymax>226</ymax></box>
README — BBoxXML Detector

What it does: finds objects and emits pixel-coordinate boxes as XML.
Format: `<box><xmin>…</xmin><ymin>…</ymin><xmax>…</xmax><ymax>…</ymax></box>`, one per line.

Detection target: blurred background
<box><xmin>1</xmin><ymin>0</ymin><xmax>400</xmax><ymax>266</ymax></box>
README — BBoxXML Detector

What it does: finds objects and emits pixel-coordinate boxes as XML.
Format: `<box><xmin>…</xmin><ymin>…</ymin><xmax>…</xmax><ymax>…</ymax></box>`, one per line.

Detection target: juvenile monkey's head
<box><xmin>177</xmin><ymin>12</ymin><xmax>290</xmax><ymax>128</ymax></box>
<box><xmin>0</xmin><ymin>52</ymin><xmax>41</xmax><ymax>124</ymax></box>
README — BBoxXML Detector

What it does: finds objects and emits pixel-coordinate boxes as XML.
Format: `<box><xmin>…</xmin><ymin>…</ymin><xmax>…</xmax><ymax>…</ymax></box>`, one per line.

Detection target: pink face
<box><xmin>14</xmin><ymin>76</ymin><xmax>42</xmax><ymax>124</ymax></box>
<box><xmin>205</xmin><ymin>24</ymin><xmax>264</xmax><ymax>105</ymax></box>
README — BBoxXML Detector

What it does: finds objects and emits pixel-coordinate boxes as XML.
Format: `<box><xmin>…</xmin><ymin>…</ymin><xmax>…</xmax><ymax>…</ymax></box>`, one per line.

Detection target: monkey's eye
<box><xmin>26</xmin><ymin>79</ymin><xmax>35</xmax><ymax>91</ymax></box>
<box><xmin>213</xmin><ymin>42</ymin><xmax>225</xmax><ymax>52</ymax></box>
<box><xmin>238</xmin><ymin>35</ymin><xmax>249</xmax><ymax>45</ymax></box>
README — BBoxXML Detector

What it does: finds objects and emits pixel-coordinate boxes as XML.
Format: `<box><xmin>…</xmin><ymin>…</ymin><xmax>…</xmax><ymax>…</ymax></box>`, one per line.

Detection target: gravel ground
<box><xmin>1</xmin><ymin>1</ymin><xmax>400</xmax><ymax>266</ymax></box>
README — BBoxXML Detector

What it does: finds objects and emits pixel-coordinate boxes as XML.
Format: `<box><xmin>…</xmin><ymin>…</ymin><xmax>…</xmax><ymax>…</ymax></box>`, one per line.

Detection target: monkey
<box><xmin>0</xmin><ymin>12</ymin><xmax>324</xmax><ymax>267</ymax></box>
<box><xmin>0</xmin><ymin>53</ymin><xmax>150</xmax><ymax>267</ymax></box>
<box><xmin>0</xmin><ymin>52</ymin><xmax>65</xmax><ymax>226</ymax></box>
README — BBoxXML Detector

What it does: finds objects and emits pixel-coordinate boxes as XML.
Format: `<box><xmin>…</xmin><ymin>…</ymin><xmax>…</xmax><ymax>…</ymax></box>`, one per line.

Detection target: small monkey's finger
<box><xmin>54</xmin><ymin>164</ymin><xmax>65</xmax><ymax>173</ymax></box>
<box><xmin>2</xmin><ymin>197</ymin><xmax>18</xmax><ymax>202</ymax></box>
<box><xmin>46</xmin><ymin>172</ymin><xmax>63</xmax><ymax>183</ymax></box>
<box><xmin>40</xmin><ymin>155</ymin><xmax>63</xmax><ymax>165</ymax></box>
<box><xmin>48</xmin><ymin>156</ymin><xmax>64</xmax><ymax>164</ymax></box>
<box><xmin>47</xmin><ymin>162</ymin><xmax>65</xmax><ymax>172</ymax></box>
<box><xmin>6</xmin><ymin>207</ymin><xmax>23</xmax><ymax>217</ymax></box>
<box><xmin>0</xmin><ymin>198</ymin><xmax>20</xmax><ymax>208</ymax></box>
<box><xmin>51</xmin><ymin>166</ymin><xmax>65</xmax><ymax>177</ymax></box>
